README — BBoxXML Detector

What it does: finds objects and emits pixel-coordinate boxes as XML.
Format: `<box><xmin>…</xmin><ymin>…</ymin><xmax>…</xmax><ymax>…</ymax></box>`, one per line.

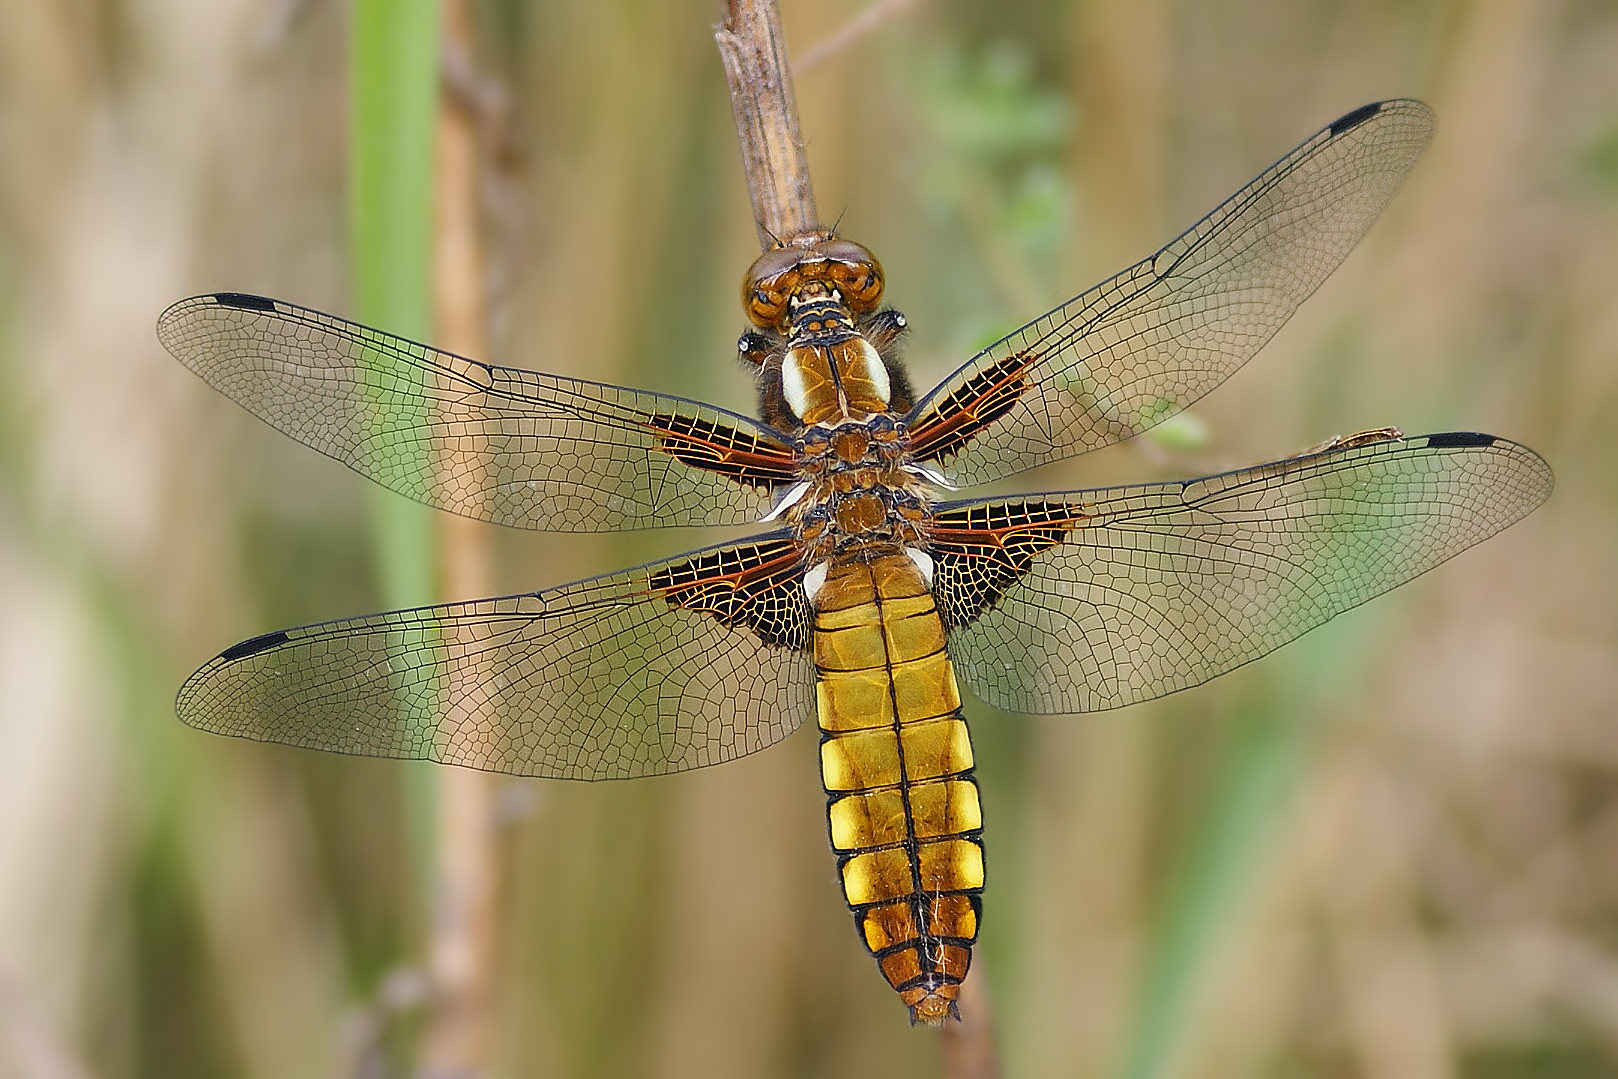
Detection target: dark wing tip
<box><xmin>1424</xmin><ymin>431</ymin><xmax>1497</xmax><ymax>450</ymax></box>
<box><xmin>210</xmin><ymin>292</ymin><xmax>280</xmax><ymax>313</ymax></box>
<box><xmin>1329</xmin><ymin>101</ymin><xmax>1384</xmax><ymax>137</ymax></box>
<box><xmin>157</xmin><ymin>292</ymin><xmax>280</xmax><ymax>340</ymax></box>
<box><xmin>219</xmin><ymin>630</ymin><xmax>292</xmax><ymax>662</ymax></box>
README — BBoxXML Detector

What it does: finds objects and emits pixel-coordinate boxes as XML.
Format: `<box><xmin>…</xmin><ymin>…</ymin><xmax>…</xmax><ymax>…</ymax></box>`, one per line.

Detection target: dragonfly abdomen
<box><xmin>811</xmin><ymin>544</ymin><xmax>984</xmax><ymax>1025</ymax></box>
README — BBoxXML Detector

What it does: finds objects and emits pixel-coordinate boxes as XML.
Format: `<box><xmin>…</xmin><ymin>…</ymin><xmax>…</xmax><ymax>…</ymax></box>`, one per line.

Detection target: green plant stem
<box><xmin>351</xmin><ymin>0</ymin><xmax>440</xmax><ymax>611</ymax></box>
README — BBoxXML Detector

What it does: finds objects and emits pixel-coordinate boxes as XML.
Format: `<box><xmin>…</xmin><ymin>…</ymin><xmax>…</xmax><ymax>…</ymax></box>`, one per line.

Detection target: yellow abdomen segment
<box><xmin>813</xmin><ymin>547</ymin><xmax>984</xmax><ymax>1025</ymax></box>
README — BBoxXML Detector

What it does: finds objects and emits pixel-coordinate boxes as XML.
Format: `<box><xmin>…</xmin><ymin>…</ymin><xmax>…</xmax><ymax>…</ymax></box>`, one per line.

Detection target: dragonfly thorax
<box><xmin>779</xmin><ymin>335</ymin><xmax>893</xmax><ymax>426</ymax></box>
<box><xmin>793</xmin><ymin>482</ymin><xmax>931</xmax><ymax>558</ymax></box>
<box><xmin>790</xmin><ymin>415</ymin><xmax>932</xmax><ymax>558</ymax></box>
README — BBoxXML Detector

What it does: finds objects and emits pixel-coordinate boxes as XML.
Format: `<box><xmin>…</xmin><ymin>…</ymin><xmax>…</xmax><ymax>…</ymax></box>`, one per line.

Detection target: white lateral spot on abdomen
<box><xmin>905</xmin><ymin>547</ymin><xmax>935</xmax><ymax>586</ymax></box>
<box><xmin>803</xmin><ymin>560</ymin><xmax>831</xmax><ymax>605</ymax></box>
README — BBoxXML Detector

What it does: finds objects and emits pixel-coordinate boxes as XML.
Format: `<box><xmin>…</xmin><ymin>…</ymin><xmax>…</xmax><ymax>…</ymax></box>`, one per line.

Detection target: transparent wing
<box><xmin>934</xmin><ymin>432</ymin><xmax>1552</xmax><ymax>714</ymax></box>
<box><xmin>906</xmin><ymin>100</ymin><xmax>1436</xmax><ymax>484</ymax></box>
<box><xmin>177</xmin><ymin>536</ymin><xmax>816</xmax><ymax>779</ymax></box>
<box><xmin>158</xmin><ymin>293</ymin><xmax>798</xmax><ymax>532</ymax></box>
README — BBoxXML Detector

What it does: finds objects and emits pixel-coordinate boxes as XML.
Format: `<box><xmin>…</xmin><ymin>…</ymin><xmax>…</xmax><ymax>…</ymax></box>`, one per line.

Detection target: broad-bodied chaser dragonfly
<box><xmin>160</xmin><ymin>100</ymin><xmax>1551</xmax><ymax>1024</ymax></box>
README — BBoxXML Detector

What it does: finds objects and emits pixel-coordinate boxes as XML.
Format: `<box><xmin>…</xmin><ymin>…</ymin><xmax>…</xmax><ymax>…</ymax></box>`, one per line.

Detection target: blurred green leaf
<box><xmin>351</xmin><ymin>0</ymin><xmax>440</xmax><ymax>612</ymax></box>
<box><xmin>1578</xmin><ymin>118</ymin><xmax>1618</xmax><ymax>192</ymax></box>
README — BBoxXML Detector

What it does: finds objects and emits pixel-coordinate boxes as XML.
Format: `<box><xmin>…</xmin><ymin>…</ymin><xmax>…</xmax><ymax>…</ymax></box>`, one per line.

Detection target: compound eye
<box><xmin>817</xmin><ymin>237</ymin><xmax>876</xmax><ymax>265</ymax></box>
<box><xmin>744</xmin><ymin>280</ymin><xmax>790</xmax><ymax>329</ymax></box>
<box><xmin>815</xmin><ymin>239</ymin><xmax>883</xmax><ymax>312</ymax></box>
<box><xmin>742</xmin><ymin>246</ymin><xmax>807</xmax><ymax>329</ymax></box>
<box><xmin>831</xmin><ymin>262</ymin><xmax>882</xmax><ymax>312</ymax></box>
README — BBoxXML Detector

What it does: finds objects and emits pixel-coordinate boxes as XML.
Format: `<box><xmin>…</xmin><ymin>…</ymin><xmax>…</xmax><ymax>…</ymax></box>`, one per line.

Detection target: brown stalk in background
<box><xmin>717</xmin><ymin>2</ymin><xmax>1000</xmax><ymax>1074</ymax></box>
<box><xmin>420</xmin><ymin>0</ymin><xmax>504</xmax><ymax>1073</ymax></box>
<box><xmin>793</xmin><ymin>0</ymin><xmax>921</xmax><ymax>76</ymax></box>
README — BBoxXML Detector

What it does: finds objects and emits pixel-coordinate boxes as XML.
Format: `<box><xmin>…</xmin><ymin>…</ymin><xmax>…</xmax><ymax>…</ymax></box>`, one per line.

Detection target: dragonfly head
<box><xmin>742</xmin><ymin>231</ymin><xmax>884</xmax><ymax>332</ymax></box>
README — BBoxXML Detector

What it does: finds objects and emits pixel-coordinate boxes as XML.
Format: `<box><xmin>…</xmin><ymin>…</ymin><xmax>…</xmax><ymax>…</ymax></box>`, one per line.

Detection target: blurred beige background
<box><xmin>1</xmin><ymin>0</ymin><xmax>1614</xmax><ymax>1076</ymax></box>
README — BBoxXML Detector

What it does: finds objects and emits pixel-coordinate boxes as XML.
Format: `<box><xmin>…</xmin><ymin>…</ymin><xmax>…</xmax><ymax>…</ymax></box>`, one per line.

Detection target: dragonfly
<box><xmin>159</xmin><ymin>100</ymin><xmax>1551</xmax><ymax>1024</ymax></box>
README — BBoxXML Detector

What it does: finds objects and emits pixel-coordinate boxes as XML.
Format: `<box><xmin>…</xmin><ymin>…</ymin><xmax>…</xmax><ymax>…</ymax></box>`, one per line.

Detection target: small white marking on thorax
<box><xmin>781</xmin><ymin>351</ymin><xmax>811</xmax><ymax>421</ymax></box>
<box><xmin>853</xmin><ymin>337</ymin><xmax>891</xmax><ymax>404</ymax></box>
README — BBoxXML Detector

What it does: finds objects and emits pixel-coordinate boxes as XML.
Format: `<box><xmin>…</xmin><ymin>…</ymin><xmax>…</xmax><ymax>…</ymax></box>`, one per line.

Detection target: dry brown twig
<box><xmin>419</xmin><ymin>0</ymin><xmax>506</xmax><ymax>1075</ymax></box>
<box><xmin>716</xmin><ymin>0</ymin><xmax>820</xmax><ymax>245</ymax></box>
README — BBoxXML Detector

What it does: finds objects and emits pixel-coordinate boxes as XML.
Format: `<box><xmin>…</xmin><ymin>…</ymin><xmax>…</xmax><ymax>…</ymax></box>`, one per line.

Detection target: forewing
<box><xmin>177</xmin><ymin>536</ymin><xmax>816</xmax><ymax>779</ymax></box>
<box><xmin>906</xmin><ymin>100</ymin><xmax>1436</xmax><ymax>483</ymax></box>
<box><xmin>158</xmin><ymin>293</ymin><xmax>797</xmax><ymax>532</ymax></box>
<box><xmin>933</xmin><ymin>432</ymin><xmax>1552</xmax><ymax>714</ymax></box>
